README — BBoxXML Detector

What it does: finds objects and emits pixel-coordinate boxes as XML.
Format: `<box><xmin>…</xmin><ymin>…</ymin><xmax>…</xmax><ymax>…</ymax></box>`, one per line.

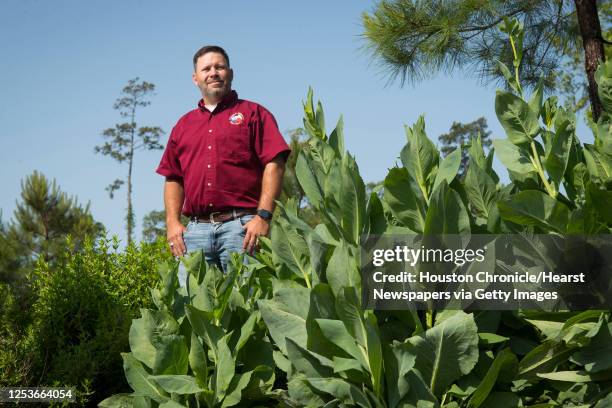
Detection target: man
<box><xmin>156</xmin><ymin>45</ymin><xmax>290</xmax><ymax>281</ymax></box>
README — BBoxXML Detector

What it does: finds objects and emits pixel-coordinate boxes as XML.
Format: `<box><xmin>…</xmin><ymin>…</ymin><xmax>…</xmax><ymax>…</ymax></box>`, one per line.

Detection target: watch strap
<box><xmin>257</xmin><ymin>209</ymin><xmax>273</xmax><ymax>221</ymax></box>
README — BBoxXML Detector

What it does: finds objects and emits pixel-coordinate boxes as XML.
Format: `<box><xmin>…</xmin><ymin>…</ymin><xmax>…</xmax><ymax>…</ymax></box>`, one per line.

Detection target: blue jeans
<box><xmin>178</xmin><ymin>214</ymin><xmax>254</xmax><ymax>287</ymax></box>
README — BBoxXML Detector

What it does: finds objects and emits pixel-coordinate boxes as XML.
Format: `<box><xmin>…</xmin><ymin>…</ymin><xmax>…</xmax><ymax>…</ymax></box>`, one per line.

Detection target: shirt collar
<box><xmin>198</xmin><ymin>90</ymin><xmax>238</xmax><ymax>112</ymax></box>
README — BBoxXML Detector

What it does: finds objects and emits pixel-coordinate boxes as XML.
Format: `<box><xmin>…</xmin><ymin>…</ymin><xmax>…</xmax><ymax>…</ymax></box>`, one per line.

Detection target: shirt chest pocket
<box><xmin>218</xmin><ymin>124</ymin><xmax>251</xmax><ymax>162</ymax></box>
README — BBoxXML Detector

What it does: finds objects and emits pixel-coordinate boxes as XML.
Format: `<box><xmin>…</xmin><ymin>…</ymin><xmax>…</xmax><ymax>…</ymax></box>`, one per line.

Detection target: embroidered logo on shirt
<box><xmin>229</xmin><ymin>112</ymin><xmax>244</xmax><ymax>125</ymax></box>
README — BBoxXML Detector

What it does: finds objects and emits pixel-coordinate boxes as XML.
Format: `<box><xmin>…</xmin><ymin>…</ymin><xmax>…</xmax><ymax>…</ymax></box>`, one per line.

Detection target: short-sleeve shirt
<box><xmin>156</xmin><ymin>91</ymin><xmax>290</xmax><ymax>216</ymax></box>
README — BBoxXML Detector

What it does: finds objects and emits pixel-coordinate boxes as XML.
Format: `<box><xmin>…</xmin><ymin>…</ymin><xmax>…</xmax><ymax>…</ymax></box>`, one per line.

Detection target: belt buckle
<box><xmin>209</xmin><ymin>211</ymin><xmax>222</xmax><ymax>224</ymax></box>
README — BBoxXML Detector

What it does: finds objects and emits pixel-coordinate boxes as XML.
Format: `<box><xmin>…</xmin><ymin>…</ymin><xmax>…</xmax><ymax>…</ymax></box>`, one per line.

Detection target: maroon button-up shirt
<box><xmin>156</xmin><ymin>91</ymin><xmax>290</xmax><ymax>216</ymax></box>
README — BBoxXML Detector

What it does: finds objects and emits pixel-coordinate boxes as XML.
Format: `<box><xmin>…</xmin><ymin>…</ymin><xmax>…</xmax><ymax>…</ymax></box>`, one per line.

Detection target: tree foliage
<box><xmin>438</xmin><ymin>117</ymin><xmax>492</xmax><ymax>177</ymax></box>
<box><xmin>96</xmin><ymin>78</ymin><xmax>164</xmax><ymax>245</ymax></box>
<box><xmin>362</xmin><ymin>0</ymin><xmax>609</xmax><ymax>118</ymax></box>
<box><xmin>0</xmin><ymin>171</ymin><xmax>102</xmax><ymax>281</ymax></box>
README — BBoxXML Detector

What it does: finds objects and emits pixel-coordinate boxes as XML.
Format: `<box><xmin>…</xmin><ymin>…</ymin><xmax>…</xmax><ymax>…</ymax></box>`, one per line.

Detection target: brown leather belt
<box><xmin>190</xmin><ymin>208</ymin><xmax>256</xmax><ymax>224</ymax></box>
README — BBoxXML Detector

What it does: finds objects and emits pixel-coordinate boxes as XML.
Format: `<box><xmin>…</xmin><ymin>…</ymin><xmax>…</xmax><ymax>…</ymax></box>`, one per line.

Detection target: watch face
<box><xmin>258</xmin><ymin>209</ymin><xmax>272</xmax><ymax>220</ymax></box>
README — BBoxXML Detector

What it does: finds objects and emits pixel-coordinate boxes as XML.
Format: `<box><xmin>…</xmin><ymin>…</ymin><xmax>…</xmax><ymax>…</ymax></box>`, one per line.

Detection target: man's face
<box><xmin>192</xmin><ymin>52</ymin><xmax>233</xmax><ymax>102</ymax></box>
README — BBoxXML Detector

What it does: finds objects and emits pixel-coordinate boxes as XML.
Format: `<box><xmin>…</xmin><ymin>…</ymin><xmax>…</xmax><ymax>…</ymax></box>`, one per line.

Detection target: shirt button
<box><xmin>208</xmin><ymin>145</ymin><xmax>212</xmax><ymax>149</ymax></box>
<box><xmin>208</xmin><ymin>129</ymin><xmax>213</xmax><ymax>133</ymax></box>
<box><xmin>207</xmin><ymin>164</ymin><xmax>211</xmax><ymax>168</ymax></box>
<box><xmin>207</xmin><ymin>182</ymin><xmax>211</xmax><ymax>186</ymax></box>
<box><xmin>209</xmin><ymin>203</ymin><xmax>213</xmax><ymax>207</ymax></box>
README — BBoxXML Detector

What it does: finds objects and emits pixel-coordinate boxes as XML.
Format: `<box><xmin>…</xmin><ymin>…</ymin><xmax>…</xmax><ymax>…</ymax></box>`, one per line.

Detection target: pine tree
<box><xmin>362</xmin><ymin>0</ymin><xmax>609</xmax><ymax>120</ymax></box>
<box><xmin>142</xmin><ymin>210</ymin><xmax>167</xmax><ymax>243</ymax></box>
<box><xmin>96</xmin><ymin>78</ymin><xmax>164</xmax><ymax>245</ymax></box>
<box><xmin>0</xmin><ymin>171</ymin><xmax>103</xmax><ymax>280</ymax></box>
<box><xmin>438</xmin><ymin>117</ymin><xmax>492</xmax><ymax>177</ymax></box>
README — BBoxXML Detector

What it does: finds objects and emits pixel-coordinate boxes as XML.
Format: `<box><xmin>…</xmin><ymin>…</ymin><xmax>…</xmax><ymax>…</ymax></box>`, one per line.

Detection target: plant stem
<box><xmin>426</xmin><ymin>310</ymin><xmax>433</xmax><ymax>329</ymax></box>
<box><xmin>509</xmin><ymin>36</ymin><xmax>523</xmax><ymax>96</ymax></box>
<box><xmin>418</xmin><ymin>181</ymin><xmax>430</xmax><ymax>204</ymax></box>
<box><xmin>530</xmin><ymin>141</ymin><xmax>557</xmax><ymax>198</ymax></box>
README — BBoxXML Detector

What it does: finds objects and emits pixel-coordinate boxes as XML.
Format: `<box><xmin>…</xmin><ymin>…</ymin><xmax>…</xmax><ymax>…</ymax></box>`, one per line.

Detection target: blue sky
<box><xmin>0</xmin><ymin>1</ymin><xmax>589</xmax><ymax>242</ymax></box>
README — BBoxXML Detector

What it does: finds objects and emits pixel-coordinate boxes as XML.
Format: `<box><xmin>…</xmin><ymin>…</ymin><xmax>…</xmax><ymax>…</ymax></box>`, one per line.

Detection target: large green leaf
<box><xmin>147</xmin><ymin>375</ymin><xmax>204</xmax><ymax>394</ymax></box>
<box><xmin>595</xmin><ymin>60</ymin><xmax>612</xmax><ymax>114</ymax></box>
<box><xmin>306</xmin><ymin>378</ymin><xmax>372</xmax><ymax>408</ymax></box>
<box><xmin>315</xmin><ymin>318</ymin><xmax>367</xmax><ymax>368</ymax></box>
<box><xmin>98</xmin><ymin>394</ymin><xmax>134</xmax><ymax>408</ymax></box>
<box><xmin>365</xmin><ymin>314</ymin><xmax>384</xmax><ymax>399</ymax></box>
<box><xmin>544</xmin><ymin>109</ymin><xmax>573</xmax><ymax>186</ymax></box>
<box><xmin>366</xmin><ymin>191</ymin><xmax>387</xmax><ymax>234</ymax></box>
<box><xmin>432</xmin><ymin>147</ymin><xmax>462</xmax><ymax>192</ymax></box>
<box><xmin>271</xmin><ymin>219</ymin><xmax>311</xmax><ymax>284</ymax></box>
<box><xmin>492</xmin><ymin>139</ymin><xmax>536</xmax><ymax>175</ymax></box>
<box><xmin>328</xmin><ymin>115</ymin><xmax>345</xmax><ymax>156</ymax></box>
<box><xmin>495</xmin><ymin>90</ymin><xmax>540</xmax><ymax>144</ymax></box>
<box><xmin>528</xmin><ymin>78</ymin><xmax>544</xmax><ymax>117</ymax></box>
<box><xmin>517</xmin><ymin>341</ymin><xmax>575</xmax><ymax>380</ymax></box>
<box><xmin>214</xmin><ymin>335</ymin><xmax>235</xmax><ymax>400</ymax></box>
<box><xmin>583</xmin><ymin>144</ymin><xmax>612</xmax><ymax>182</ymax></box>
<box><xmin>468</xmin><ymin>348</ymin><xmax>518</xmax><ymax>408</ymax></box>
<box><xmin>383</xmin><ymin>342</ymin><xmax>416</xmax><ymax>407</ymax></box>
<box><xmin>424</xmin><ymin>180</ymin><xmax>470</xmax><ymax>234</ymax></box>
<box><xmin>464</xmin><ymin>160</ymin><xmax>497</xmax><ymax>221</ymax></box>
<box><xmin>287</xmin><ymin>375</ymin><xmax>328</xmax><ymax>407</ymax></box>
<box><xmin>401</xmin><ymin>116</ymin><xmax>439</xmax><ymax>198</ymax></box>
<box><xmin>296</xmin><ymin>150</ymin><xmax>325</xmax><ymax>208</ymax></box>
<box><xmin>498</xmin><ymin>190</ymin><xmax>569</xmax><ymax>233</ymax></box>
<box><xmin>235</xmin><ymin>311</ymin><xmax>258</xmax><ymax>353</ymax></box>
<box><xmin>587</xmin><ymin>182</ymin><xmax>612</xmax><ymax>224</ymax></box>
<box><xmin>184</xmin><ymin>305</ymin><xmax>223</xmax><ymax>358</ymax></box>
<box><xmin>188</xmin><ymin>332</ymin><xmax>207</xmax><ymax>388</ymax></box>
<box><xmin>571</xmin><ymin>322</ymin><xmax>612</xmax><ymax>373</ymax></box>
<box><xmin>258</xmin><ymin>286</ymin><xmax>310</xmax><ymax>355</ymax></box>
<box><xmin>536</xmin><ymin>370</ymin><xmax>612</xmax><ymax>382</ymax></box>
<box><xmin>241</xmin><ymin>365</ymin><xmax>275</xmax><ymax>401</ymax></box>
<box><xmin>339</xmin><ymin>153</ymin><xmax>367</xmax><ymax>244</ymax></box>
<box><xmin>122</xmin><ymin>353</ymin><xmax>167</xmax><ymax>402</ymax></box>
<box><xmin>400</xmin><ymin>370</ymin><xmax>438</xmax><ymax>407</ymax></box>
<box><xmin>383</xmin><ymin>167</ymin><xmax>426</xmax><ymax>232</ymax></box>
<box><xmin>286</xmin><ymin>337</ymin><xmax>334</xmax><ymax>378</ymax></box>
<box><xmin>469</xmin><ymin>134</ymin><xmax>488</xmax><ymax>170</ymax></box>
<box><xmin>129</xmin><ymin>310</ymin><xmax>188</xmax><ymax>375</ymax></box>
<box><xmin>326</xmin><ymin>242</ymin><xmax>360</xmax><ymax>298</ymax></box>
<box><xmin>407</xmin><ymin>311</ymin><xmax>479</xmax><ymax>396</ymax></box>
<box><xmin>595</xmin><ymin>391</ymin><xmax>612</xmax><ymax>408</ymax></box>
<box><xmin>221</xmin><ymin>370</ymin><xmax>253</xmax><ymax>408</ymax></box>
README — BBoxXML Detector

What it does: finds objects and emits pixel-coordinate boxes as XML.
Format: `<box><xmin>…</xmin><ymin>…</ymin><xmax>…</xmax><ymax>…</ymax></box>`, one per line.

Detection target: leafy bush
<box><xmin>0</xmin><ymin>235</ymin><xmax>172</xmax><ymax>406</ymax></box>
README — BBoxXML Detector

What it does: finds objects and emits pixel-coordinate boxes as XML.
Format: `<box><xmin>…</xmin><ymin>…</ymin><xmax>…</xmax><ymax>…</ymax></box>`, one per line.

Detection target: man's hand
<box><xmin>242</xmin><ymin>215</ymin><xmax>270</xmax><ymax>254</ymax></box>
<box><xmin>167</xmin><ymin>221</ymin><xmax>187</xmax><ymax>257</ymax></box>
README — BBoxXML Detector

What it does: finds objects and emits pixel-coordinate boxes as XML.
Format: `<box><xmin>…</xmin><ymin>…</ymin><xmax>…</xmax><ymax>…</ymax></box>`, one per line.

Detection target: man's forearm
<box><xmin>164</xmin><ymin>179</ymin><xmax>185</xmax><ymax>224</ymax></box>
<box><xmin>258</xmin><ymin>156</ymin><xmax>285</xmax><ymax>212</ymax></box>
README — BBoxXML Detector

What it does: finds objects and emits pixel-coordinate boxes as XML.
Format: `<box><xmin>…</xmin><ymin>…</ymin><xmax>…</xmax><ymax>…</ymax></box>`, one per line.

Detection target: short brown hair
<box><xmin>192</xmin><ymin>45</ymin><xmax>230</xmax><ymax>69</ymax></box>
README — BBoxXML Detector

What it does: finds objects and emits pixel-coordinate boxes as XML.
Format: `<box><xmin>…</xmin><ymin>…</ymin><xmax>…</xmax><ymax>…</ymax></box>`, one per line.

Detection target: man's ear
<box><xmin>192</xmin><ymin>71</ymin><xmax>198</xmax><ymax>86</ymax></box>
<box><xmin>229</xmin><ymin>68</ymin><xmax>234</xmax><ymax>82</ymax></box>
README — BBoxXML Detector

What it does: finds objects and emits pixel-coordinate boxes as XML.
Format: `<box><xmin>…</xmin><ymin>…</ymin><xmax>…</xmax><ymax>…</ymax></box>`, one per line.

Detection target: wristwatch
<box><xmin>257</xmin><ymin>208</ymin><xmax>273</xmax><ymax>221</ymax></box>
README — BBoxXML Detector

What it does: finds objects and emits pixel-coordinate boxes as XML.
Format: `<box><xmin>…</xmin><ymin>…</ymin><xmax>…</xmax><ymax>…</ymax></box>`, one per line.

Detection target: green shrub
<box><xmin>0</xmin><ymin>235</ymin><xmax>172</xmax><ymax>407</ymax></box>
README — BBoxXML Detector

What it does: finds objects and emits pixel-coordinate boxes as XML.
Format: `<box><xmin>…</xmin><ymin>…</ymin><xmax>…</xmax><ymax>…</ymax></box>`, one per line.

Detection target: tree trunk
<box><xmin>574</xmin><ymin>0</ymin><xmax>606</xmax><ymax>122</ymax></box>
<box><xmin>127</xmin><ymin>154</ymin><xmax>134</xmax><ymax>245</ymax></box>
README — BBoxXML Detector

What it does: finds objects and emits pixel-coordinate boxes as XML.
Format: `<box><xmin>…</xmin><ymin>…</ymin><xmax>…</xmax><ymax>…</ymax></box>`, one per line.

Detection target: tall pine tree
<box><xmin>96</xmin><ymin>78</ymin><xmax>164</xmax><ymax>244</ymax></box>
<box><xmin>0</xmin><ymin>171</ymin><xmax>102</xmax><ymax>281</ymax></box>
